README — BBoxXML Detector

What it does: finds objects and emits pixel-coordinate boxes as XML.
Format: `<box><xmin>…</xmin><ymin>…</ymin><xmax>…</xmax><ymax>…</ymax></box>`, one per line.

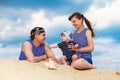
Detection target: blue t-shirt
<box><xmin>19</xmin><ymin>39</ymin><xmax>45</xmax><ymax>60</ymax></box>
<box><xmin>73</xmin><ymin>28</ymin><xmax>92</xmax><ymax>59</ymax></box>
<box><xmin>57</xmin><ymin>41</ymin><xmax>75</xmax><ymax>61</ymax></box>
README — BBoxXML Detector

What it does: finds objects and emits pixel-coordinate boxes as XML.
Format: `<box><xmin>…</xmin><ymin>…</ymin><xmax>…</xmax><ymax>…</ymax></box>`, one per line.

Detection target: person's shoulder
<box><xmin>86</xmin><ymin>29</ymin><xmax>91</xmax><ymax>33</ymax></box>
<box><xmin>57</xmin><ymin>42</ymin><xmax>64</xmax><ymax>48</ymax></box>
<box><xmin>57</xmin><ymin>42</ymin><xmax>63</xmax><ymax>45</ymax></box>
<box><xmin>21</xmin><ymin>40</ymin><xmax>32</xmax><ymax>51</ymax></box>
<box><xmin>86</xmin><ymin>29</ymin><xmax>92</xmax><ymax>37</ymax></box>
<box><xmin>23</xmin><ymin>40</ymin><xmax>31</xmax><ymax>46</ymax></box>
<box><xmin>44</xmin><ymin>42</ymin><xmax>49</xmax><ymax>47</ymax></box>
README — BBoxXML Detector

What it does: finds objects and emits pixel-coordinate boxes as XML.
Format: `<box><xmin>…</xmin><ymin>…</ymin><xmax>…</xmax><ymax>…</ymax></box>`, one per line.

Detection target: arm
<box><xmin>45</xmin><ymin>43</ymin><xmax>56</xmax><ymax>59</ymax></box>
<box><xmin>23</xmin><ymin>41</ymin><xmax>47</xmax><ymax>62</ymax></box>
<box><xmin>71</xmin><ymin>30</ymin><xmax>94</xmax><ymax>52</ymax></box>
<box><xmin>50</xmin><ymin>44</ymin><xmax>58</xmax><ymax>48</ymax></box>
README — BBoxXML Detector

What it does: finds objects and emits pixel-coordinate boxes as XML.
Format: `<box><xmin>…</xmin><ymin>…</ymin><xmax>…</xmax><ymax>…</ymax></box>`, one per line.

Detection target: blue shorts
<box><xmin>83</xmin><ymin>57</ymin><xmax>93</xmax><ymax>64</ymax></box>
<box><xmin>75</xmin><ymin>53</ymin><xmax>93</xmax><ymax>64</ymax></box>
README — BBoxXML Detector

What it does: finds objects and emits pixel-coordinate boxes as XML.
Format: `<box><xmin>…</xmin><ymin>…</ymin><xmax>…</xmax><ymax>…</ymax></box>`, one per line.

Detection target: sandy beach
<box><xmin>0</xmin><ymin>59</ymin><xmax>120</xmax><ymax>80</ymax></box>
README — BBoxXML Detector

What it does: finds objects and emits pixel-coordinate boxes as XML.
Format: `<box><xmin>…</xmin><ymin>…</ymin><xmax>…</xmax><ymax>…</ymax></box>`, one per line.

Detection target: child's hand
<box><xmin>72</xmin><ymin>55</ymin><xmax>79</xmax><ymax>62</ymax></box>
<box><xmin>68</xmin><ymin>43</ymin><xmax>74</xmax><ymax>49</ymax></box>
<box><xmin>68</xmin><ymin>42</ymin><xmax>80</xmax><ymax>51</ymax></box>
<box><xmin>71</xmin><ymin>44</ymin><xmax>79</xmax><ymax>52</ymax></box>
<box><xmin>75</xmin><ymin>44</ymin><xmax>79</xmax><ymax>48</ymax></box>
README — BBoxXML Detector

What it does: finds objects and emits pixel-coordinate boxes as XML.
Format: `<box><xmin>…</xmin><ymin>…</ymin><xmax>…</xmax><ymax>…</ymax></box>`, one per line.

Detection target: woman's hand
<box><xmin>69</xmin><ymin>43</ymin><xmax>79</xmax><ymax>52</ymax></box>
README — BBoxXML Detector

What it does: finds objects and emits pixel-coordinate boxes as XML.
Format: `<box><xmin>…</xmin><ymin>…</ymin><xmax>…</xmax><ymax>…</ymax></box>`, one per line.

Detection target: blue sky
<box><xmin>0</xmin><ymin>0</ymin><xmax>120</xmax><ymax>70</ymax></box>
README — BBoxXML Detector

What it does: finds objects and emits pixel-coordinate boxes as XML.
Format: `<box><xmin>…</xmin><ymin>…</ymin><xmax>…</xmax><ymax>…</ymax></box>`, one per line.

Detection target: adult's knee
<box><xmin>72</xmin><ymin>58</ymin><xmax>85</xmax><ymax>69</ymax></box>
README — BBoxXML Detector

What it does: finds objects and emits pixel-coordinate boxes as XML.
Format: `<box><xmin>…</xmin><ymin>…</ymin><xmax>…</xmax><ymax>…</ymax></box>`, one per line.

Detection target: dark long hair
<box><xmin>68</xmin><ymin>12</ymin><xmax>95</xmax><ymax>37</ymax></box>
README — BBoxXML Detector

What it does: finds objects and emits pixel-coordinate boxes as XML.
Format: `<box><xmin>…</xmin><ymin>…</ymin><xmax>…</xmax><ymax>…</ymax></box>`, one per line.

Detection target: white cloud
<box><xmin>85</xmin><ymin>0</ymin><xmax>120</xmax><ymax>30</ymax></box>
<box><xmin>0</xmin><ymin>44</ymin><xmax>3</xmax><ymax>47</ymax></box>
<box><xmin>93</xmin><ymin>37</ymin><xmax>120</xmax><ymax>69</ymax></box>
<box><xmin>0</xmin><ymin>7</ymin><xmax>33</xmax><ymax>41</ymax></box>
<box><xmin>94</xmin><ymin>37</ymin><xmax>115</xmax><ymax>44</ymax></box>
<box><xmin>0</xmin><ymin>46</ymin><xmax>20</xmax><ymax>59</ymax></box>
<box><xmin>0</xmin><ymin>24</ymin><xmax>27</xmax><ymax>41</ymax></box>
<box><xmin>26</xmin><ymin>10</ymin><xmax>70</xmax><ymax>35</ymax></box>
<box><xmin>0</xmin><ymin>8</ymin><xmax>71</xmax><ymax>42</ymax></box>
<box><xmin>17</xmin><ymin>18</ymin><xmax>21</xmax><ymax>23</ymax></box>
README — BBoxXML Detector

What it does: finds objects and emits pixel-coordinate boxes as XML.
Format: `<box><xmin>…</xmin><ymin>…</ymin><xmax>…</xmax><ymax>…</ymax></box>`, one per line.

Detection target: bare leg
<box><xmin>71</xmin><ymin>58</ymin><xmax>96</xmax><ymax>70</ymax></box>
<box><xmin>54</xmin><ymin>58</ymin><xmax>62</xmax><ymax>64</ymax></box>
<box><xmin>72</xmin><ymin>55</ymin><xmax>79</xmax><ymax>62</ymax></box>
<box><xmin>60</xmin><ymin>56</ymin><xmax>67</xmax><ymax>65</ymax></box>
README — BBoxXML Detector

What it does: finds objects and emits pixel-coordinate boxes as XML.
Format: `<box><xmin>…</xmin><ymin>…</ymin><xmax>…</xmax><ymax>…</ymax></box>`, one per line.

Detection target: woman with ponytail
<box><xmin>68</xmin><ymin>12</ymin><xmax>96</xmax><ymax>69</ymax></box>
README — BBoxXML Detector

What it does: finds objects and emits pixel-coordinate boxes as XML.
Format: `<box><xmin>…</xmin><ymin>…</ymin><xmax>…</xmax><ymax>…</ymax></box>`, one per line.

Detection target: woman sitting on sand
<box><xmin>68</xmin><ymin>12</ymin><xmax>96</xmax><ymax>69</ymax></box>
<box><xmin>19</xmin><ymin>27</ymin><xmax>55</xmax><ymax>62</ymax></box>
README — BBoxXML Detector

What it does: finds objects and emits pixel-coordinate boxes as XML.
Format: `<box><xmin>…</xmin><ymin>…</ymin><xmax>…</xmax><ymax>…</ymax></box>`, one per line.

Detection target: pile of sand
<box><xmin>0</xmin><ymin>59</ymin><xmax>120</xmax><ymax>80</ymax></box>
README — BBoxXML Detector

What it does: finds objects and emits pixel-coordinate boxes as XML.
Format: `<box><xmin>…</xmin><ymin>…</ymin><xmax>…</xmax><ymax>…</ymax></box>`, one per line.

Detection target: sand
<box><xmin>0</xmin><ymin>59</ymin><xmax>120</xmax><ymax>80</ymax></box>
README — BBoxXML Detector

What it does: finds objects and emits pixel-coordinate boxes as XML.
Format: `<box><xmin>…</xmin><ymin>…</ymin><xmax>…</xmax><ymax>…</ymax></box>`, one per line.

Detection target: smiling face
<box><xmin>36</xmin><ymin>32</ymin><xmax>46</xmax><ymax>44</ymax></box>
<box><xmin>70</xmin><ymin>16</ymin><xmax>83</xmax><ymax>30</ymax></box>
